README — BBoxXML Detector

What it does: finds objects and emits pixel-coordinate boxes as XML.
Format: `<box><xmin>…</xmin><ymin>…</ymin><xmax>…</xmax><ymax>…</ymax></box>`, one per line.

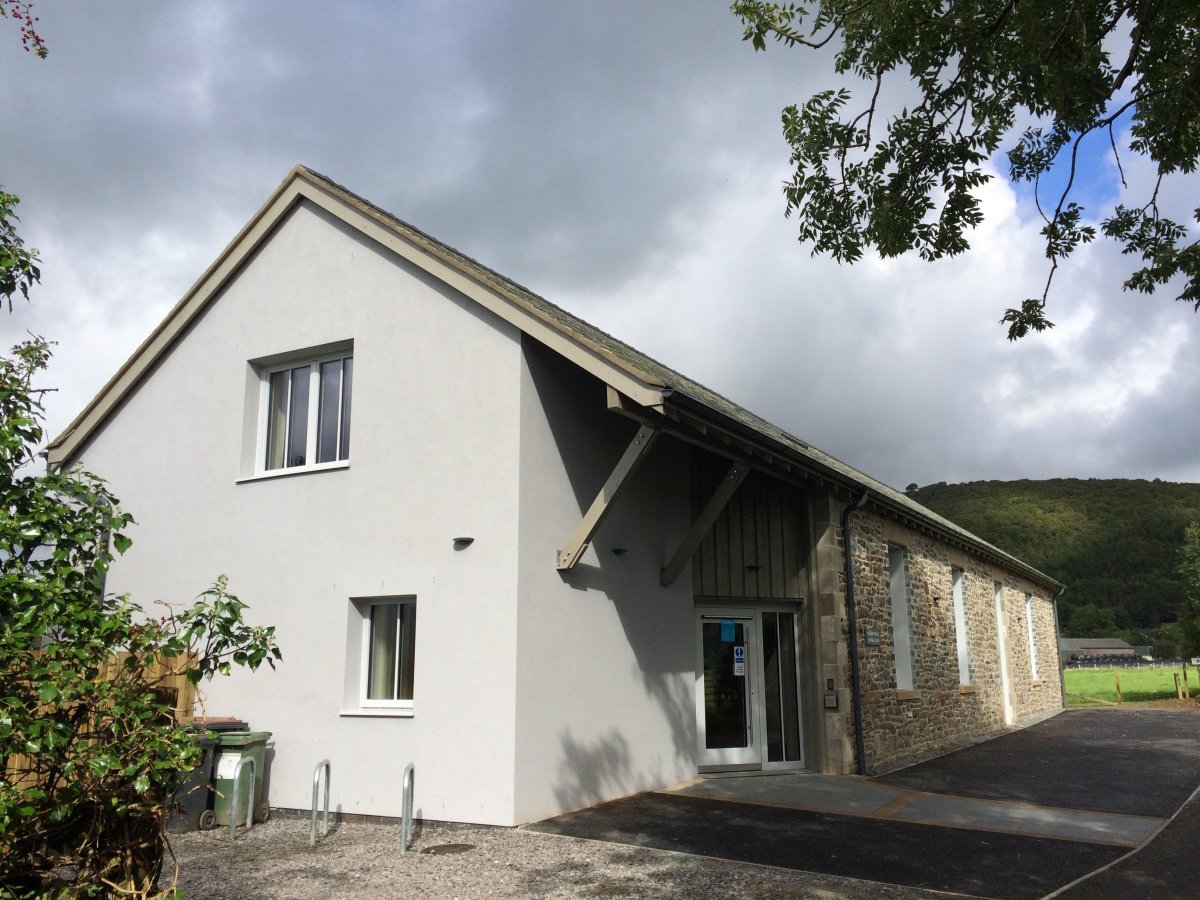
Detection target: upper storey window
<box><xmin>263</xmin><ymin>353</ymin><xmax>353</xmax><ymax>471</ymax></box>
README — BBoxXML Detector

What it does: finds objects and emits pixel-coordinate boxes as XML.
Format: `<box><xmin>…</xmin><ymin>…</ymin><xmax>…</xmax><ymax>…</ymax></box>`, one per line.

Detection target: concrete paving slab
<box><xmin>527</xmin><ymin>792</ymin><xmax>1125</xmax><ymax>899</ymax></box>
<box><xmin>666</xmin><ymin>772</ymin><xmax>1162</xmax><ymax>846</ymax></box>
<box><xmin>892</xmin><ymin>792</ymin><xmax>1161</xmax><ymax>846</ymax></box>
<box><xmin>665</xmin><ymin>772</ymin><xmax>909</xmax><ymax>816</ymax></box>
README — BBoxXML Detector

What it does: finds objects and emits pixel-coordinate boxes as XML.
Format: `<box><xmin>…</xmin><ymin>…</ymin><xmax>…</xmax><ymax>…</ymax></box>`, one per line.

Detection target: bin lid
<box><xmin>216</xmin><ymin>731</ymin><xmax>273</xmax><ymax>746</ymax></box>
<box><xmin>190</xmin><ymin>718</ymin><xmax>249</xmax><ymax>733</ymax></box>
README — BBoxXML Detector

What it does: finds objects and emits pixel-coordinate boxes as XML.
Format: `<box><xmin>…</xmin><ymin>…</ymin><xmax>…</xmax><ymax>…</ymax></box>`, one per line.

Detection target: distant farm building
<box><xmin>1060</xmin><ymin>638</ymin><xmax>1136</xmax><ymax>658</ymax></box>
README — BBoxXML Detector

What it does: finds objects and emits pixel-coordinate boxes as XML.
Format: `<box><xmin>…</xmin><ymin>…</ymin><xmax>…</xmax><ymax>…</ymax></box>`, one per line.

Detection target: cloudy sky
<box><xmin>3</xmin><ymin>1</ymin><xmax>1198</xmax><ymax>489</ymax></box>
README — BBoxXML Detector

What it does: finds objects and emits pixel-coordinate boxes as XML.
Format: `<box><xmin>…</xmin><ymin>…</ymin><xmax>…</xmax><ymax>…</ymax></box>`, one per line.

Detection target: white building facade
<box><xmin>49</xmin><ymin>168</ymin><xmax>1064</xmax><ymax>827</ymax></box>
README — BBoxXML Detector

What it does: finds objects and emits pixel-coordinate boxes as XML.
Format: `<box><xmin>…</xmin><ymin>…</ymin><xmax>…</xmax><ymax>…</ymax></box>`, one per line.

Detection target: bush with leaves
<box><xmin>0</xmin><ymin>337</ymin><xmax>282</xmax><ymax>897</ymax></box>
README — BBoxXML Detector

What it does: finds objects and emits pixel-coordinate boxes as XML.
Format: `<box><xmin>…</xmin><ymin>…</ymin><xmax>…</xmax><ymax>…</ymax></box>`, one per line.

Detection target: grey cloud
<box><xmin>2</xmin><ymin>0</ymin><xmax>1198</xmax><ymax>489</ymax></box>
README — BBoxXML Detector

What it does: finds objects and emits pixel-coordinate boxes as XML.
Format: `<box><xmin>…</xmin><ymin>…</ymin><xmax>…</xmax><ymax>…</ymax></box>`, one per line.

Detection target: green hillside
<box><xmin>907</xmin><ymin>479</ymin><xmax>1200</xmax><ymax>650</ymax></box>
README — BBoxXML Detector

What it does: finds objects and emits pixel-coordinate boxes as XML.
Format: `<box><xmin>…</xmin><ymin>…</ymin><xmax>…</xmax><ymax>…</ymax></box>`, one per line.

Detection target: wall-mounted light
<box><xmin>611</xmin><ymin>547</ymin><xmax>629</xmax><ymax>556</ymax></box>
<box><xmin>452</xmin><ymin>537</ymin><xmax>474</xmax><ymax>550</ymax></box>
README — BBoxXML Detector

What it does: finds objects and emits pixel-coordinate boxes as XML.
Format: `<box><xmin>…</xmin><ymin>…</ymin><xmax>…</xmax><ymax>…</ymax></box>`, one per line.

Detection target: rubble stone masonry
<box><xmin>837</xmin><ymin>507</ymin><xmax>1062</xmax><ymax>775</ymax></box>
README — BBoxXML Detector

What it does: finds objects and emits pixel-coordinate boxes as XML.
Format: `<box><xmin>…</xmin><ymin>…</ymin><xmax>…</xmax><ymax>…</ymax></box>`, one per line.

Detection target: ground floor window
<box><xmin>359</xmin><ymin>597</ymin><xmax>416</xmax><ymax>707</ymax></box>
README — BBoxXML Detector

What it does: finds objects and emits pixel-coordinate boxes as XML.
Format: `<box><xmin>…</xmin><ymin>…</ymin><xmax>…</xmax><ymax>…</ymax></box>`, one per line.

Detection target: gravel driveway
<box><xmin>168</xmin><ymin>817</ymin><xmax>943</xmax><ymax>899</ymax></box>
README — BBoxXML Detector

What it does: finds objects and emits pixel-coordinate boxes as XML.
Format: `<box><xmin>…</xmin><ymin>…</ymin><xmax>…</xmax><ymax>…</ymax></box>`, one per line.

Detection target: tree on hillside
<box><xmin>1062</xmin><ymin>603</ymin><xmax>1118</xmax><ymax>637</ymax></box>
<box><xmin>1181</xmin><ymin>522</ymin><xmax>1200</xmax><ymax>654</ymax></box>
<box><xmin>732</xmin><ymin>1</ymin><xmax>1200</xmax><ymax>339</ymax></box>
<box><xmin>911</xmin><ymin>479</ymin><xmax>1200</xmax><ymax>637</ymax></box>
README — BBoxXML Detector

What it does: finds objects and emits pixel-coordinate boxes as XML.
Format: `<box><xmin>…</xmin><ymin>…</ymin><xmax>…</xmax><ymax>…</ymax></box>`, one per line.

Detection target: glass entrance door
<box><xmin>695</xmin><ymin>607</ymin><xmax>804</xmax><ymax>770</ymax></box>
<box><xmin>696</xmin><ymin>612</ymin><xmax>757</xmax><ymax>767</ymax></box>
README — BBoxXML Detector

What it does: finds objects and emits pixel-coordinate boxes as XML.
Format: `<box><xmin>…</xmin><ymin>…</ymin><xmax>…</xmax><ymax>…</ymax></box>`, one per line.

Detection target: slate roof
<box><xmin>49</xmin><ymin>165</ymin><xmax>1061</xmax><ymax>591</ymax></box>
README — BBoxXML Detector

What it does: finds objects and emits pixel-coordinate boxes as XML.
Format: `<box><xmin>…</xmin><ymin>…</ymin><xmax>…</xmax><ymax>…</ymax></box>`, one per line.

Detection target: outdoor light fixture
<box><xmin>452</xmin><ymin>537</ymin><xmax>474</xmax><ymax>549</ymax></box>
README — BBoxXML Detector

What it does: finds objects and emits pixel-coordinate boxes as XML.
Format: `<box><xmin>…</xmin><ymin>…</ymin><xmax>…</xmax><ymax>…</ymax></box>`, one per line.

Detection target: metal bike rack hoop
<box><xmin>400</xmin><ymin>763</ymin><xmax>414</xmax><ymax>851</ymax></box>
<box><xmin>311</xmin><ymin>759</ymin><xmax>331</xmax><ymax>847</ymax></box>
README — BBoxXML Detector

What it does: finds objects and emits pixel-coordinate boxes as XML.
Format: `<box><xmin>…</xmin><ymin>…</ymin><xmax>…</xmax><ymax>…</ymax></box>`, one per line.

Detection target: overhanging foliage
<box><xmin>733</xmin><ymin>0</ymin><xmax>1200</xmax><ymax>338</ymax></box>
<box><xmin>1</xmin><ymin>338</ymin><xmax>281</xmax><ymax>897</ymax></box>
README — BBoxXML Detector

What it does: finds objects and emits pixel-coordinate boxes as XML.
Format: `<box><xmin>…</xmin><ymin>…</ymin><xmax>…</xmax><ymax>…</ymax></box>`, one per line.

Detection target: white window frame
<box><xmin>357</xmin><ymin>597</ymin><xmax>416</xmax><ymax>712</ymax></box>
<box><xmin>888</xmin><ymin>546</ymin><xmax>915</xmax><ymax>691</ymax></box>
<box><xmin>1025</xmin><ymin>593</ymin><xmax>1039</xmax><ymax>679</ymax></box>
<box><xmin>256</xmin><ymin>350</ymin><xmax>353</xmax><ymax>475</ymax></box>
<box><xmin>951</xmin><ymin>567</ymin><xmax>972</xmax><ymax>685</ymax></box>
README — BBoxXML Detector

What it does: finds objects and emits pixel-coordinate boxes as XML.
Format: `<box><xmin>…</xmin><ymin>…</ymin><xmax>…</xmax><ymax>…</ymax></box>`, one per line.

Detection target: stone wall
<box><xmin>839</xmin><ymin>507</ymin><xmax>1063</xmax><ymax>775</ymax></box>
<box><xmin>812</xmin><ymin>493</ymin><xmax>855</xmax><ymax>775</ymax></box>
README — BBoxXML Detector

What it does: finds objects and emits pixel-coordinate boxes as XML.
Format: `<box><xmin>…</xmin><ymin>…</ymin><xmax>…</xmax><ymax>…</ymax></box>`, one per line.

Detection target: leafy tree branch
<box><xmin>732</xmin><ymin>0</ymin><xmax>1200</xmax><ymax>339</ymax></box>
<box><xmin>0</xmin><ymin>190</ymin><xmax>41</xmax><ymax>312</ymax></box>
<box><xmin>1</xmin><ymin>0</ymin><xmax>46</xmax><ymax>58</ymax></box>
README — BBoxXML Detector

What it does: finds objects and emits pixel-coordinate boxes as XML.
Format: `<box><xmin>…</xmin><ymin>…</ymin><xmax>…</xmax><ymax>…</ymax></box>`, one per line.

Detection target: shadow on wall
<box><xmin>526</xmin><ymin>341</ymin><xmax>700</xmax><ymax>812</ymax></box>
<box><xmin>551</xmin><ymin>728</ymin><xmax>635</xmax><ymax>813</ymax></box>
<box><xmin>638</xmin><ymin>669</ymin><xmax>696</xmax><ymax>774</ymax></box>
<box><xmin>548</xmin><ymin>669</ymin><xmax>698</xmax><ymax>815</ymax></box>
<box><xmin>555</xmin><ymin>564</ymin><xmax>693</xmax><ymax>760</ymax></box>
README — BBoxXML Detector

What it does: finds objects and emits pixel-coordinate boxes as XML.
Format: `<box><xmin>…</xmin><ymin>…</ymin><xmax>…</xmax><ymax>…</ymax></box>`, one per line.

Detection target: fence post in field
<box><xmin>1174</xmin><ymin>673</ymin><xmax>1183</xmax><ymax>700</ymax></box>
<box><xmin>1114</xmin><ymin>670</ymin><xmax>1122</xmax><ymax>703</ymax></box>
<box><xmin>1183</xmin><ymin>663</ymin><xmax>1191</xmax><ymax>699</ymax></box>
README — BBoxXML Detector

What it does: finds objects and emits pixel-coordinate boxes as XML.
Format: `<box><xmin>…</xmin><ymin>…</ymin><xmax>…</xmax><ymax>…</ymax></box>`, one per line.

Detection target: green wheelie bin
<box><xmin>209</xmin><ymin>731</ymin><xmax>272</xmax><ymax>828</ymax></box>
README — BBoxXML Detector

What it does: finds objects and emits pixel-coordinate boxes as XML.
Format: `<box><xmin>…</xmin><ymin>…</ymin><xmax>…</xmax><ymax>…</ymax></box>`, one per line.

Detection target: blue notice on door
<box><xmin>720</xmin><ymin>619</ymin><xmax>735</xmax><ymax>642</ymax></box>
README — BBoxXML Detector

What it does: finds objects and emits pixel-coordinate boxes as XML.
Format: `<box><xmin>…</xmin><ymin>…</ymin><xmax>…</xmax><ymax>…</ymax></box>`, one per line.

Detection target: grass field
<box><xmin>1064</xmin><ymin>666</ymin><xmax>1197</xmax><ymax>706</ymax></box>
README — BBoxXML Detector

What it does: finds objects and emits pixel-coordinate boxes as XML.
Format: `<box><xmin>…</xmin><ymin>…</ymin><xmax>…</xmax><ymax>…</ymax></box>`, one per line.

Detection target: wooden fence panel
<box><xmin>4</xmin><ymin>652</ymin><xmax>197</xmax><ymax>787</ymax></box>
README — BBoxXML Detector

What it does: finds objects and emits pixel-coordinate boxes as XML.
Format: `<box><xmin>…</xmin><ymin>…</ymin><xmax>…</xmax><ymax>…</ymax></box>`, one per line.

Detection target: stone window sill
<box><xmin>896</xmin><ymin>690</ymin><xmax>922</xmax><ymax>701</ymax></box>
<box><xmin>958</xmin><ymin>684</ymin><xmax>980</xmax><ymax>694</ymax></box>
<box><xmin>1031</xmin><ymin>680</ymin><xmax>1044</xmax><ymax>687</ymax></box>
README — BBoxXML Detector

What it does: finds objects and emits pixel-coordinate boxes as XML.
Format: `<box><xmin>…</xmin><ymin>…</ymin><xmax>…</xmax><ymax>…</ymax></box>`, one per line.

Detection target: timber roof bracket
<box><xmin>555</xmin><ymin>423</ymin><xmax>660</xmax><ymax>570</ymax></box>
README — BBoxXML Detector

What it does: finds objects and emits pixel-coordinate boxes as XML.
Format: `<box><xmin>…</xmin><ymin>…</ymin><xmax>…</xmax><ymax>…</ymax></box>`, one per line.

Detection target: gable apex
<box><xmin>46</xmin><ymin>165</ymin><xmax>669</xmax><ymax>467</ymax></box>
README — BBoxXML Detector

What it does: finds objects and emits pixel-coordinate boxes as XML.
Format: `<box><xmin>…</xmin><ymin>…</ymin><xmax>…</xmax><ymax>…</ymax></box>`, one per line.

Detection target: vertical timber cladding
<box><xmin>691</xmin><ymin>449</ymin><xmax>807</xmax><ymax>599</ymax></box>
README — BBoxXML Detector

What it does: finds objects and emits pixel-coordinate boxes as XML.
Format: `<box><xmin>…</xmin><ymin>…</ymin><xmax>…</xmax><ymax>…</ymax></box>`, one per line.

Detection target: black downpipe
<box><xmin>841</xmin><ymin>488</ymin><xmax>870</xmax><ymax>776</ymax></box>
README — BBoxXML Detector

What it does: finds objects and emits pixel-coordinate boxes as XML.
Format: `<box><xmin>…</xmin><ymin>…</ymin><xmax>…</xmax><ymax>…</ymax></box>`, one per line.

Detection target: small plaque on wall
<box><xmin>864</xmin><ymin>627</ymin><xmax>881</xmax><ymax>646</ymax></box>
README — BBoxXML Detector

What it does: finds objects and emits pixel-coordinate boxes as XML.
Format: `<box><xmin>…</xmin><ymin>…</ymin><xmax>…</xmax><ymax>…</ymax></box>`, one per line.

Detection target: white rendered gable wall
<box><xmin>76</xmin><ymin>202</ymin><xmax>526</xmax><ymax>825</ymax></box>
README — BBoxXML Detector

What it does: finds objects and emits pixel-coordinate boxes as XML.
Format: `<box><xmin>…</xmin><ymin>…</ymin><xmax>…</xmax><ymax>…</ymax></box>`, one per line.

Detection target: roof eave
<box><xmin>662</xmin><ymin>390</ymin><xmax>1063</xmax><ymax>592</ymax></box>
